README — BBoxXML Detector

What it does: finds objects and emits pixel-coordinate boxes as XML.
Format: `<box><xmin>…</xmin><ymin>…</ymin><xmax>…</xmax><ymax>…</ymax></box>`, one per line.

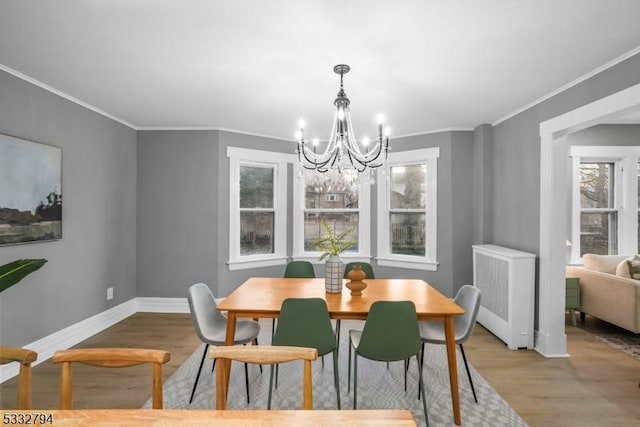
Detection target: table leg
<box><xmin>216</xmin><ymin>312</ymin><xmax>237</xmax><ymax>409</ymax></box>
<box><xmin>444</xmin><ymin>316</ymin><xmax>461</xmax><ymax>425</ymax></box>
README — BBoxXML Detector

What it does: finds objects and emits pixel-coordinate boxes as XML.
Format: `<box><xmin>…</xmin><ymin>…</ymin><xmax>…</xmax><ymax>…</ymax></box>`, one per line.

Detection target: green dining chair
<box><xmin>284</xmin><ymin>261</ymin><xmax>316</xmax><ymax>278</ymax></box>
<box><xmin>343</xmin><ymin>262</ymin><xmax>375</xmax><ymax>279</ymax></box>
<box><xmin>348</xmin><ymin>300</ymin><xmax>428</xmax><ymax>425</ymax></box>
<box><xmin>273</xmin><ymin>261</ymin><xmax>317</xmax><ymax>338</ymax></box>
<box><xmin>268</xmin><ymin>298</ymin><xmax>340</xmax><ymax>409</ymax></box>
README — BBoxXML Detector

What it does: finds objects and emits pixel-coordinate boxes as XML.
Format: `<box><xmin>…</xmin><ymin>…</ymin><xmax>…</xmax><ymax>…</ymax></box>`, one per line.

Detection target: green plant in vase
<box><xmin>312</xmin><ymin>219</ymin><xmax>355</xmax><ymax>293</ymax></box>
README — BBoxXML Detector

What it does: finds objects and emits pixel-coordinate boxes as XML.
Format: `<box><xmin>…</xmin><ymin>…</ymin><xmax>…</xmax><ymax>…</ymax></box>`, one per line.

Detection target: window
<box><xmin>293</xmin><ymin>168</ymin><xmax>370</xmax><ymax>261</ymax></box>
<box><xmin>228</xmin><ymin>147</ymin><xmax>294</xmax><ymax>270</ymax></box>
<box><xmin>578</xmin><ymin>162</ymin><xmax>617</xmax><ymax>255</ymax></box>
<box><xmin>570</xmin><ymin>146</ymin><xmax>640</xmax><ymax>262</ymax></box>
<box><xmin>376</xmin><ymin>147</ymin><xmax>439</xmax><ymax>270</ymax></box>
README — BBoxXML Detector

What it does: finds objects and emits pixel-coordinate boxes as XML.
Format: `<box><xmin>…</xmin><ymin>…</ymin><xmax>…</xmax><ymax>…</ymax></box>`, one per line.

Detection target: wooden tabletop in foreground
<box><xmin>1</xmin><ymin>409</ymin><xmax>417</xmax><ymax>426</ymax></box>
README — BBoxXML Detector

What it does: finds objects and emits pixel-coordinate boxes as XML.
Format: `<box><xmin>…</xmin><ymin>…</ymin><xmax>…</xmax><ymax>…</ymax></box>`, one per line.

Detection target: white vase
<box><xmin>324</xmin><ymin>255</ymin><xmax>343</xmax><ymax>293</ymax></box>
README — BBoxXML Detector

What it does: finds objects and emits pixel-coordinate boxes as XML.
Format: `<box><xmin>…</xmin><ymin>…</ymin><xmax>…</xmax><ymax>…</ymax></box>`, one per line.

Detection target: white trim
<box><xmin>570</xmin><ymin>146</ymin><xmax>640</xmax><ymax>158</ymax></box>
<box><xmin>0</xmin><ymin>63</ymin><xmax>137</xmax><ymax>130</ymax></box>
<box><xmin>136</xmin><ymin>297</ymin><xmax>189</xmax><ymax>313</ymax></box>
<box><xmin>376</xmin><ymin>257</ymin><xmax>438</xmax><ymax>271</ymax></box>
<box><xmin>538</xmin><ymin>82</ymin><xmax>640</xmax><ymax>358</ymax></box>
<box><xmin>136</xmin><ymin>127</ymin><xmax>293</xmax><ymax>142</ymax></box>
<box><xmin>228</xmin><ymin>256</ymin><xmax>289</xmax><ymax>271</ymax></box>
<box><xmin>393</xmin><ymin>127</ymin><xmax>475</xmax><ymax>139</ymax></box>
<box><xmin>0</xmin><ymin>299</ymin><xmax>136</xmax><ymax>383</ymax></box>
<box><xmin>376</xmin><ymin>147</ymin><xmax>440</xmax><ymax>268</ymax></box>
<box><xmin>495</xmin><ymin>45</ymin><xmax>640</xmax><ymax>126</ymax></box>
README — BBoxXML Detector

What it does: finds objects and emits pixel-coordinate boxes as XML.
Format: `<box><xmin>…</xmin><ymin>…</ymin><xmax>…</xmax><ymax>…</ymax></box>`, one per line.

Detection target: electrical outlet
<box><xmin>107</xmin><ymin>287</ymin><xmax>114</xmax><ymax>300</ymax></box>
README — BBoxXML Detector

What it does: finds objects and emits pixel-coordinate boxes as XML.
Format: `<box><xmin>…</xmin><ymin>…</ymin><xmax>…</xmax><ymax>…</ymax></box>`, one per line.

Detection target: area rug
<box><xmin>591</xmin><ymin>333</ymin><xmax>640</xmax><ymax>361</ymax></box>
<box><xmin>143</xmin><ymin>319</ymin><xmax>527</xmax><ymax>427</ymax></box>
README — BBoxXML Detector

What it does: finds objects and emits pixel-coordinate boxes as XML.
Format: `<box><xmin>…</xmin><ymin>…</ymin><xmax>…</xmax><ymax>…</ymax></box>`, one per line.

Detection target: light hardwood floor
<box><xmin>1</xmin><ymin>313</ymin><xmax>639</xmax><ymax>426</ymax></box>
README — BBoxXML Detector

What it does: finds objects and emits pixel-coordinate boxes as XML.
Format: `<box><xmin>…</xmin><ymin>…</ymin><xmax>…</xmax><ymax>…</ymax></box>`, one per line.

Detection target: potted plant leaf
<box><xmin>312</xmin><ymin>219</ymin><xmax>355</xmax><ymax>293</ymax></box>
<box><xmin>0</xmin><ymin>259</ymin><xmax>48</xmax><ymax>293</ymax></box>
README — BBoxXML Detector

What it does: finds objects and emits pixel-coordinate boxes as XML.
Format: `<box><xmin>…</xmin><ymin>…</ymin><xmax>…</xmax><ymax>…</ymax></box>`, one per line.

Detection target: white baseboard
<box><xmin>136</xmin><ymin>297</ymin><xmax>189</xmax><ymax>313</ymax></box>
<box><xmin>0</xmin><ymin>297</ymin><xmax>189</xmax><ymax>383</ymax></box>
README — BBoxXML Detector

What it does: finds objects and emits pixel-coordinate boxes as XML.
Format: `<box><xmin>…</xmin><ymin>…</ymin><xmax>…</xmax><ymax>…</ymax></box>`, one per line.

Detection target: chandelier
<box><xmin>295</xmin><ymin>64</ymin><xmax>390</xmax><ymax>174</ymax></box>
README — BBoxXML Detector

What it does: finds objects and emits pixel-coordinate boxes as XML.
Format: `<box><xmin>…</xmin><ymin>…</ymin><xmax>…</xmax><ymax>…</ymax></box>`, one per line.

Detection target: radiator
<box><xmin>472</xmin><ymin>244</ymin><xmax>535</xmax><ymax>349</ymax></box>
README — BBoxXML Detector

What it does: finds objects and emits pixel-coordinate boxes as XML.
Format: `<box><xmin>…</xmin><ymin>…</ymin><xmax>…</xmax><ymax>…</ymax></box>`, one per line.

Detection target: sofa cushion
<box><xmin>583</xmin><ymin>254</ymin><xmax>629</xmax><ymax>274</ymax></box>
<box><xmin>616</xmin><ymin>255</ymin><xmax>640</xmax><ymax>278</ymax></box>
<box><xmin>627</xmin><ymin>258</ymin><xmax>640</xmax><ymax>280</ymax></box>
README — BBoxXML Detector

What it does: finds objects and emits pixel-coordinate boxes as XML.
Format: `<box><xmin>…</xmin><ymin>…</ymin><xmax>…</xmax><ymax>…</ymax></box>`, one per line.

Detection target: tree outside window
<box><xmin>579</xmin><ymin>162</ymin><xmax>617</xmax><ymax>256</ymax></box>
<box><xmin>390</xmin><ymin>165</ymin><xmax>426</xmax><ymax>255</ymax></box>
<box><xmin>240</xmin><ymin>166</ymin><xmax>274</xmax><ymax>255</ymax></box>
<box><xmin>302</xmin><ymin>170</ymin><xmax>359</xmax><ymax>252</ymax></box>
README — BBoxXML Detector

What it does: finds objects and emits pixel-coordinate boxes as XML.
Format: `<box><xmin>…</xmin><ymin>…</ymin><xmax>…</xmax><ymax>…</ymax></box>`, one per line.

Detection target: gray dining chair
<box><xmin>187</xmin><ymin>282</ymin><xmax>261</xmax><ymax>404</ymax></box>
<box><xmin>419</xmin><ymin>284</ymin><xmax>481</xmax><ymax>403</ymax></box>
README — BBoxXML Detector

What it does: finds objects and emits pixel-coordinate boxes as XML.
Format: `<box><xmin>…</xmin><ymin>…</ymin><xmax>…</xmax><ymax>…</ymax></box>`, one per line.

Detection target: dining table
<box><xmin>216</xmin><ymin>277</ymin><xmax>466</xmax><ymax>425</ymax></box>
<box><xmin>0</xmin><ymin>409</ymin><xmax>417</xmax><ymax>426</ymax></box>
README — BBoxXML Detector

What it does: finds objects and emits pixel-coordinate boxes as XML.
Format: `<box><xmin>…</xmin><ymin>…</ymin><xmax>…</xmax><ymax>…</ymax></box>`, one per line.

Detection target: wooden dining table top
<box><xmin>217</xmin><ymin>277</ymin><xmax>465</xmax><ymax>320</ymax></box>
<box><xmin>1</xmin><ymin>409</ymin><xmax>417</xmax><ymax>426</ymax></box>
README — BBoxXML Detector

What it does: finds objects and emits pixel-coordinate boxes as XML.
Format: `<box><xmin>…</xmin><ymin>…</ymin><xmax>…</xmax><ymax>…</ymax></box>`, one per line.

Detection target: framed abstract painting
<box><xmin>0</xmin><ymin>133</ymin><xmax>62</xmax><ymax>245</ymax></box>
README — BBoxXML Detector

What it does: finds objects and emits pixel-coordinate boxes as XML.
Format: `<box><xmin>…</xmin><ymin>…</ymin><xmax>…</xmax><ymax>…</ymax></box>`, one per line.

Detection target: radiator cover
<box><xmin>472</xmin><ymin>244</ymin><xmax>535</xmax><ymax>349</ymax></box>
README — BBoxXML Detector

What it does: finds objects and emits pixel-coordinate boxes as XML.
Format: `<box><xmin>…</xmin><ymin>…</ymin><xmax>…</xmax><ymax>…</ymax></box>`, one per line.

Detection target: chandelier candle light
<box><xmin>295</xmin><ymin>64</ymin><xmax>390</xmax><ymax>174</ymax></box>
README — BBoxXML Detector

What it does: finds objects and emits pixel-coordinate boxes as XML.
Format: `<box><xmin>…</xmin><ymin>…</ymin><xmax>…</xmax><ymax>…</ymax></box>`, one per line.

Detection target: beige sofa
<box><xmin>566</xmin><ymin>254</ymin><xmax>640</xmax><ymax>333</ymax></box>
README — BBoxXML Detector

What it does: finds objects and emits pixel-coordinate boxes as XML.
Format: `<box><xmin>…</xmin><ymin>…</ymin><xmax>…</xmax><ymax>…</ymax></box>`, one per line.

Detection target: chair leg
<box><xmin>418</xmin><ymin>342</ymin><xmax>425</xmax><ymax>399</ymax></box>
<box><xmin>189</xmin><ymin>344</ymin><xmax>209</xmax><ymax>404</ymax></box>
<box><xmin>353</xmin><ymin>353</ymin><xmax>358</xmax><ymax>409</ymax></box>
<box><xmin>254</xmin><ymin>337</ymin><xmax>263</xmax><ymax>374</ymax></box>
<box><xmin>244</xmin><ymin>362</ymin><xmax>250</xmax><ymax>404</ymax></box>
<box><xmin>347</xmin><ymin>341</ymin><xmax>352</xmax><ymax>393</ymax></box>
<box><xmin>417</xmin><ymin>353</ymin><xmax>429</xmax><ymax>426</ymax></box>
<box><xmin>332</xmin><ymin>349</ymin><xmax>341</xmax><ymax>409</ymax></box>
<box><xmin>459</xmin><ymin>344</ymin><xmax>478</xmax><ymax>403</ymax></box>
<box><xmin>268</xmin><ymin>365</ymin><xmax>276</xmax><ymax>410</ymax></box>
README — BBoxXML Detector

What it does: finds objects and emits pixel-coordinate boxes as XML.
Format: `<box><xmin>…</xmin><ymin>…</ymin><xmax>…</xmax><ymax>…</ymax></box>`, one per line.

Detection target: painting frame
<box><xmin>0</xmin><ymin>133</ymin><xmax>62</xmax><ymax>245</ymax></box>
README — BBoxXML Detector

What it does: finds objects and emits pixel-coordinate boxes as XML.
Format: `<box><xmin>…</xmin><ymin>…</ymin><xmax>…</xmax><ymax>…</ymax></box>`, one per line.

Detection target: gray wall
<box><xmin>137</xmin><ymin>129</ymin><xmax>475</xmax><ymax>299</ymax></box>
<box><xmin>0</xmin><ymin>70</ymin><xmax>137</xmax><ymax>347</ymax></box>
<box><xmin>136</xmin><ymin>130</ymin><xmax>294</xmax><ymax>299</ymax></box>
<box><xmin>491</xmin><ymin>53</ymin><xmax>640</xmax><ymax>255</ymax></box>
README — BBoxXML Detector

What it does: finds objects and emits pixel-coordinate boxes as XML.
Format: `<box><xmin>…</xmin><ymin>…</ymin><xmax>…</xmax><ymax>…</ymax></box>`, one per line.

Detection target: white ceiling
<box><xmin>1</xmin><ymin>1</ymin><xmax>640</xmax><ymax>140</ymax></box>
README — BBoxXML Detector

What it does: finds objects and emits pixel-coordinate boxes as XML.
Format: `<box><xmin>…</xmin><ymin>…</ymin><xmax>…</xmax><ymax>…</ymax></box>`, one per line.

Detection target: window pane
<box><xmin>637</xmin><ymin>162</ymin><xmax>640</xmax><ymax>209</ymax></box>
<box><xmin>240</xmin><ymin>211</ymin><xmax>274</xmax><ymax>255</ymax></box>
<box><xmin>390</xmin><ymin>165</ymin><xmax>427</xmax><ymax>209</ymax></box>
<box><xmin>390</xmin><ymin>213</ymin><xmax>425</xmax><ymax>255</ymax></box>
<box><xmin>304</xmin><ymin>169</ymin><xmax>358</xmax><ymax>209</ymax></box>
<box><xmin>303</xmin><ymin>212</ymin><xmax>358</xmax><ymax>252</ymax></box>
<box><xmin>580</xmin><ymin>212</ymin><xmax>617</xmax><ymax>256</ymax></box>
<box><xmin>240</xmin><ymin>166</ymin><xmax>274</xmax><ymax>208</ymax></box>
<box><xmin>638</xmin><ymin>213</ymin><xmax>640</xmax><ymax>254</ymax></box>
<box><xmin>580</xmin><ymin>163</ymin><xmax>613</xmax><ymax>209</ymax></box>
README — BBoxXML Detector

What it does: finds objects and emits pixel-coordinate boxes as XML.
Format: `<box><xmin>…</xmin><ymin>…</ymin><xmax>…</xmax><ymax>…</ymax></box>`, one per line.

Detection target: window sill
<box><xmin>375</xmin><ymin>257</ymin><xmax>438</xmax><ymax>271</ymax></box>
<box><xmin>227</xmin><ymin>256</ymin><xmax>288</xmax><ymax>271</ymax></box>
<box><xmin>292</xmin><ymin>255</ymin><xmax>372</xmax><ymax>265</ymax></box>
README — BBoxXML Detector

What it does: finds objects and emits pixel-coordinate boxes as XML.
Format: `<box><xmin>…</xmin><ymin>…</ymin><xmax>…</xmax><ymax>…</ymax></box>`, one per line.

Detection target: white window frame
<box><xmin>292</xmin><ymin>169</ymin><xmax>371</xmax><ymax>264</ymax></box>
<box><xmin>227</xmin><ymin>147</ymin><xmax>294</xmax><ymax>270</ymax></box>
<box><xmin>376</xmin><ymin>147</ymin><xmax>439</xmax><ymax>271</ymax></box>
<box><xmin>569</xmin><ymin>146</ymin><xmax>640</xmax><ymax>263</ymax></box>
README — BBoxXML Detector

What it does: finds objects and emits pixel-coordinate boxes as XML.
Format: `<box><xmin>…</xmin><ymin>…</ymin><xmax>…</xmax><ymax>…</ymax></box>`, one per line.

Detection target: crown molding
<box><xmin>492</xmin><ymin>45</ymin><xmax>640</xmax><ymax>127</ymax></box>
<box><xmin>0</xmin><ymin>63</ymin><xmax>138</xmax><ymax>130</ymax></box>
